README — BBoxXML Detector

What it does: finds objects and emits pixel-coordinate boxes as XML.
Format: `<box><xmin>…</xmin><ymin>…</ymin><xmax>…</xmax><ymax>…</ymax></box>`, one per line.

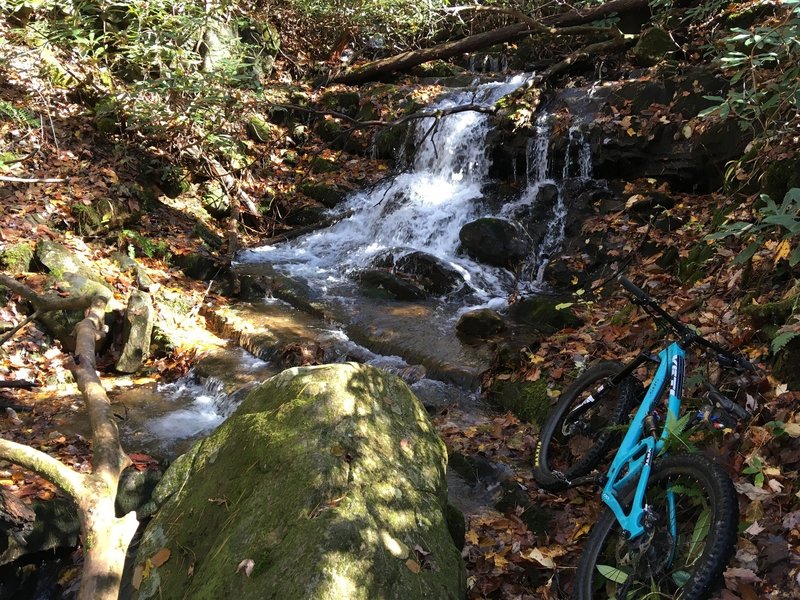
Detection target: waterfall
<box><xmin>240</xmin><ymin>75</ymin><xmax>594</xmax><ymax>305</ymax></box>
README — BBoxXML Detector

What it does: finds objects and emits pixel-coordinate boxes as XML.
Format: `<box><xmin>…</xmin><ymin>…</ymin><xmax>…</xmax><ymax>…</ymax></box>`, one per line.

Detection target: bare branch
<box><xmin>0</xmin><ymin>437</ymin><xmax>85</xmax><ymax>500</ymax></box>
<box><xmin>0</xmin><ymin>274</ymin><xmax>97</xmax><ymax>312</ymax></box>
<box><xmin>0</xmin><ymin>175</ymin><xmax>66</xmax><ymax>184</ymax></box>
<box><xmin>70</xmin><ymin>296</ymin><xmax>131</xmax><ymax>487</ymax></box>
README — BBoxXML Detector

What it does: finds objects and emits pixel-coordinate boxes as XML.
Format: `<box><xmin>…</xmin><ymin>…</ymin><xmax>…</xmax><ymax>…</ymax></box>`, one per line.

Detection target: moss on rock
<box><xmin>487</xmin><ymin>379</ymin><xmax>551</xmax><ymax>426</ymax></box>
<box><xmin>134</xmin><ymin>363</ymin><xmax>465</xmax><ymax>600</ymax></box>
<box><xmin>0</xmin><ymin>243</ymin><xmax>34</xmax><ymax>273</ymax></box>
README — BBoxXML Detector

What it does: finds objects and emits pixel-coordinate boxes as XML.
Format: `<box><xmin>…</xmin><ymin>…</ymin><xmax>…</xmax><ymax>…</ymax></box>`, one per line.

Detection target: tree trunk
<box><xmin>325</xmin><ymin>0</ymin><xmax>649</xmax><ymax>86</ymax></box>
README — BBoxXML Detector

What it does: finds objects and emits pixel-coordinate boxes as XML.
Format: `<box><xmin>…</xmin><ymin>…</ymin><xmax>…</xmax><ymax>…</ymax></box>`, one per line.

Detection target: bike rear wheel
<box><xmin>573</xmin><ymin>453</ymin><xmax>738</xmax><ymax>600</ymax></box>
<box><xmin>533</xmin><ymin>361</ymin><xmax>639</xmax><ymax>491</ymax></box>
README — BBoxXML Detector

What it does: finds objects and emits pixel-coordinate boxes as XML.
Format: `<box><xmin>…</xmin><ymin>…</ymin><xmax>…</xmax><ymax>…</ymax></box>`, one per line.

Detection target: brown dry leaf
<box><xmin>132</xmin><ymin>564</ymin><xmax>144</xmax><ymax>590</ymax></box>
<box><xmin>151</xmin><ymin>547</ymin><xmax>171</xmax><ymax>568</ymax></box>
<box><xmin>405</xmin><ymin>558</ymin><xmax>421</xmax><ymax>573</ymax></box>
<box><xmin>521</xmin><ymin>548</ymin><xmax>556</xmax><ymax>568</ymax></box>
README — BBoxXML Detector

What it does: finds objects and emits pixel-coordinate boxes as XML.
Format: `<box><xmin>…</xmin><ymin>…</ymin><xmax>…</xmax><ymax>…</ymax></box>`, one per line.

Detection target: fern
<box><xmin>0</xmin><ymin>100</ymin><xmax>40</xmax><ymax>127</ymax></box>
<box><xmin>772</xmin><ymin>331</ymin><xmax>799</xmax><ymax>354</ymax></box>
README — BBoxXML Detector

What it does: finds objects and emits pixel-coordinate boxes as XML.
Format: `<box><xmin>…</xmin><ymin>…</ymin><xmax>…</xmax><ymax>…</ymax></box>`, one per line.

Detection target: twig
<box><xmin>0</xmin><ymin>380</ymin><xmax>39</xmax><ymax>389</ymax></box>
<box><xmin>0</xmin><ymin>311</ymin><xmax>39</xmax><ymax>346</ymax></box>
<box><xmin>0</xmin><ymin>175</ymin><xmax>67</xmax><ymax>184</ymax></box>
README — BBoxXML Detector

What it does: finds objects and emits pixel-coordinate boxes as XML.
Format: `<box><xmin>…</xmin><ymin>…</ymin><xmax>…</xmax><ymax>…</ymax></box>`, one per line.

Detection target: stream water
<box><xmin>99</xmin><ymin>75</ymin><xmax>594</xmax><ymax>499</ymax></box>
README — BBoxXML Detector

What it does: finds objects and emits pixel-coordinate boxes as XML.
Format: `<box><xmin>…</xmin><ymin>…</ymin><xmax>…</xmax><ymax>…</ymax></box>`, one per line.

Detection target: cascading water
<box><xmin>242</xmin><ymin>75</ymin><xmax>532</xmax><ymax>303</ymax></box>
<box><xmin>240</xmin><ymin>74</ymin><xmax>594</xmax><ymax>315</ymax></box>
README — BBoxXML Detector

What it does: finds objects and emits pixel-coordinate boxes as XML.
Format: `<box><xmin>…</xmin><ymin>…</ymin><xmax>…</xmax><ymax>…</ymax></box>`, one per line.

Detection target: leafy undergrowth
<box><xmin>434</xmin><ymin>183</ymin><xmax>800</xmax><ymax>599</ymax></box>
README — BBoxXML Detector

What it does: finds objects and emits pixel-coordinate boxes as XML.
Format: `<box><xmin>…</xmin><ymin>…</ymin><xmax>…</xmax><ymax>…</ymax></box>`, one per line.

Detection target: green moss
<box><xmin>742</xmin><ymin>295</ymin><xmax>798</xmax><ymax>326</ymax></box>
<box><xmin>0</xmin><ymin>243</ymin><xmax>34</xmax><ymax>273</ymax></box>
<box><xmin>488</xmin><ymin>379</ymin><xmax>551</xmax><ymax>426</ymax></box>
<box><xmin>245</xmin><ymin>114</ymin><xmax>273</xmax><ymax>143</ymax></box>
<box><xmin>135</xmin><ymin>364</ymin><xmax>465</xmax><ymax>600</ymax></box>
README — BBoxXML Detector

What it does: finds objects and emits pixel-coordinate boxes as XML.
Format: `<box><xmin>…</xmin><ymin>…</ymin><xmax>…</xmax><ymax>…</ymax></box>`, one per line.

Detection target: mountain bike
<box><xmin>532</xmin><ymin>276</ymin><xmax>755</xmax><ymax>600</ymax></box>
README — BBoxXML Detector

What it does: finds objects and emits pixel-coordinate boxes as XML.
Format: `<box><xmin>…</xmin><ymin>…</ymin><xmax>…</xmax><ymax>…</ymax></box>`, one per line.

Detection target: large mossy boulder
<box><xmin>133</xmin><ymin>363</ymin><xmax>465</xmax><ymax>600</ymax></box>
<box><xmin>633</xmin><ymin>27</ymin><xmax>677</xmax><ymax>67</ymax></box>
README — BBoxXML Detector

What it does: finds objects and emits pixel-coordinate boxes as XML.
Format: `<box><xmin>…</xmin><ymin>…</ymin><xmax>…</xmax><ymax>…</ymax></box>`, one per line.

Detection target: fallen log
<box><xmin>261</xmin><ymin>209</ymin><xmax>354</xmax><ymax>246</ymax></box>
<box><xmin>325</xmin><ymin>0</ymin><xmax>648</xmax><ymax>86</ymax></box>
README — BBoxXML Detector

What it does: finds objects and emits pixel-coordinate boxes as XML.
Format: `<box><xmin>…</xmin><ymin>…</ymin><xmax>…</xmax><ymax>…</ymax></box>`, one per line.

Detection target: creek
<box><xmin>99</xmin><ymin>73</ymin><xmax>600</xmax><ymax>516</ymax></box>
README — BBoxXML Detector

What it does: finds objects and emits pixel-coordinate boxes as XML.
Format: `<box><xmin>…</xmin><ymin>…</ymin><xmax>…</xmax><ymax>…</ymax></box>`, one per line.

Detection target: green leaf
<box><xmin>555</xmin><ymin>302</ymin><xmax>574</xmax><ymax>310</ymax></box>
<box><xmin>597</xmin><ymin>564</ymin><xmax>629</xmax><ymax>584</ymax></box>
<box><xmin>734</xmin><ymin>242</ymin><xmax>761</xmax><ymax>265</ymax></box>
<box><xmin>687</xmin><ymin>507</ymin><xmax>711</xmax><ymax>564</ymax></box>
<box><xmin>772</xmin><ymin>332</ymin><xmax>799</xmax><ymax>354</ymax></box>
<box><xmin>672</xmin><ymin>570</ymin><xmax>692</xmax><ymax>588</ymax></box>
<box><xmin>755</xmin><ymin>472</ymin><xmax>765</xmax><ymax>488</ymax></box>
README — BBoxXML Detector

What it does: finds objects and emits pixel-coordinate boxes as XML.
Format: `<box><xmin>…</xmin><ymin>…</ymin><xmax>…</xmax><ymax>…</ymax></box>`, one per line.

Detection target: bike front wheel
<box><xmin>573</xmin><ymin>453</ymin><xmax>738</xmax><ymax>600</ymax></box>
<box><xmin>533</xmin><ymin>361</ymin><xmax>640</xmax><ymax>491</ymax></box>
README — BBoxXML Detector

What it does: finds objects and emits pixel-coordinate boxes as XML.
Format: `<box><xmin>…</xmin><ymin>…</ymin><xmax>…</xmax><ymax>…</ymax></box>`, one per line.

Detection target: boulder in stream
<box><xmin>509</xmin><ymin>296</ymin><xmax>583</xmax><ymax>333</ymax></box>
<box><xmin>456</xmin><ymin>308</ymin><xmax>506</xmax><ymax>338</ymax></box>
<box><xmin>133</xmin><ymin>363</ymin><xmax>465</xmax><ymax>600</ymax></box>
<box><xmin>459</xmin><ymin>217</ymin><xmax>530</xmax><ymax>268</ymax></box>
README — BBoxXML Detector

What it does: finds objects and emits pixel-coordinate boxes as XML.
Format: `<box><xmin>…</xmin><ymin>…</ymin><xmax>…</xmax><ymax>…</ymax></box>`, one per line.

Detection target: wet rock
<box><xmin>394</xmin><ymin>251</ymin><xmax>465</xmax><ymax>296</ymax></box>
<box><xmin>509</xmin><ymin>296</ymin><xmax>583</xmax><ymax>333</ymax></box>
<box><xmin>459</xmin><ymin>217</ymin><xmax>530</xmax><ymax>268</ymax></box>
<box><xmin>633</xmin><ymin>27</ymin><xmax>677</xmax><ymax>67</ymax></box>
<box><xmin>283</xmin><ymin>205</ymin><xmax>328</xmax><ymax>227</ymax></box>
<box><xmin>116</xmin><ymin>289</ymin><xmax>154</xmax><ymax>373</ymax></box>
<box><xmin>358</xmin><ymin>251</ymin><xmax>465</xmax><ymax>300</ymax></box>
<box><xmin>299</xmin><ymin>180</ymin><xmax>346</xmax><ymax>208</ymax></box>
<box><xmin>134</xmin><ymin>363</ymin><xmax>465</xmax><ymax>600</ymax></box>
<box><xmin>456</xmin><ymin>309</ymin><xmax>506</xmax><ymax>338</ymax></box>
<box><xmin>373</xmin><ymin>124</ymin><xmax>411</xmax><ymax>160</ymax></box>
<box><xmin>357</xmin><ymin>269</ymin><xmax>428</xmax><ymax>300</ymax></box>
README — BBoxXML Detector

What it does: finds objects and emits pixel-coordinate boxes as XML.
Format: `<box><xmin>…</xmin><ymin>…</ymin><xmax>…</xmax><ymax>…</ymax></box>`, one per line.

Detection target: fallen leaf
<box><xmin>405</xmin><ymin>558</ymin><xmax>421</xmax><ymax>573</ymax></box>
<box><xmin>744</xmin><ymin>521</ymin><xmax>764</xmax><ymax>536</ymax></box>
<box><xmin>521</xmin><ymin>547</ymin><xmax>556</xmax><ymax>568</ymax></box>
<box><xmin>782</xmin><ymin>422</ymin><xmax>800</xmax><ymax>437</ymax></box>
<box><xmin>151</xmin><ymin>547</ymin><xmax>171</xmax><ymax>568</ymax></box>
<box><xmin>236</xmin><ymin>558</ymin><xmax>255</xmax><ymax>577</ymax></box>
<box><xmin>132</xmin><ymin>565</ymin><xmax>144</xmax><ymax>590</ymax></box>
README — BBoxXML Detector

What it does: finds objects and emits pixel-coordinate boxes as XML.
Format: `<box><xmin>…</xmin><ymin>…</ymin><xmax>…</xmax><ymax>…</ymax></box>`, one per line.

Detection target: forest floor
<box><xmin>2</xmin><ymin>8</ymin><xmax>800</xmax><ymax>600</ymax></box>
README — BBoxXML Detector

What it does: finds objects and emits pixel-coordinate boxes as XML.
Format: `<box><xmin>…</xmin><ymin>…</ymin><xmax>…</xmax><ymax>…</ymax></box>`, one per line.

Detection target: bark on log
<box><xmin>325</xmin><ymin>0</ymin><xmax>648</xmax><ymax>86</ymax></box>
<box><xmin>0</xmin><ymin>291</ymin><xmax>138</xmax><ymax>600</ymax></box>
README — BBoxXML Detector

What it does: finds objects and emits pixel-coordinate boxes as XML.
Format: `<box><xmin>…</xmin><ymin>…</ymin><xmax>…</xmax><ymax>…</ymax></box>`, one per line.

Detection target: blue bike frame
<box><xmin>601</xmin><ymin>341</ymin><xmax>685</xmax><ymax>541</ymax></box>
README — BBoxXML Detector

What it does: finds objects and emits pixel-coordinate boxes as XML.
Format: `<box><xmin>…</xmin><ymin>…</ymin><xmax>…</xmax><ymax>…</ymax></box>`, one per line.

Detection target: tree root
<box><xmin>0</xmin><ymin>278</ymin><xmax>138</xmax><ymax>600</ymax></box>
